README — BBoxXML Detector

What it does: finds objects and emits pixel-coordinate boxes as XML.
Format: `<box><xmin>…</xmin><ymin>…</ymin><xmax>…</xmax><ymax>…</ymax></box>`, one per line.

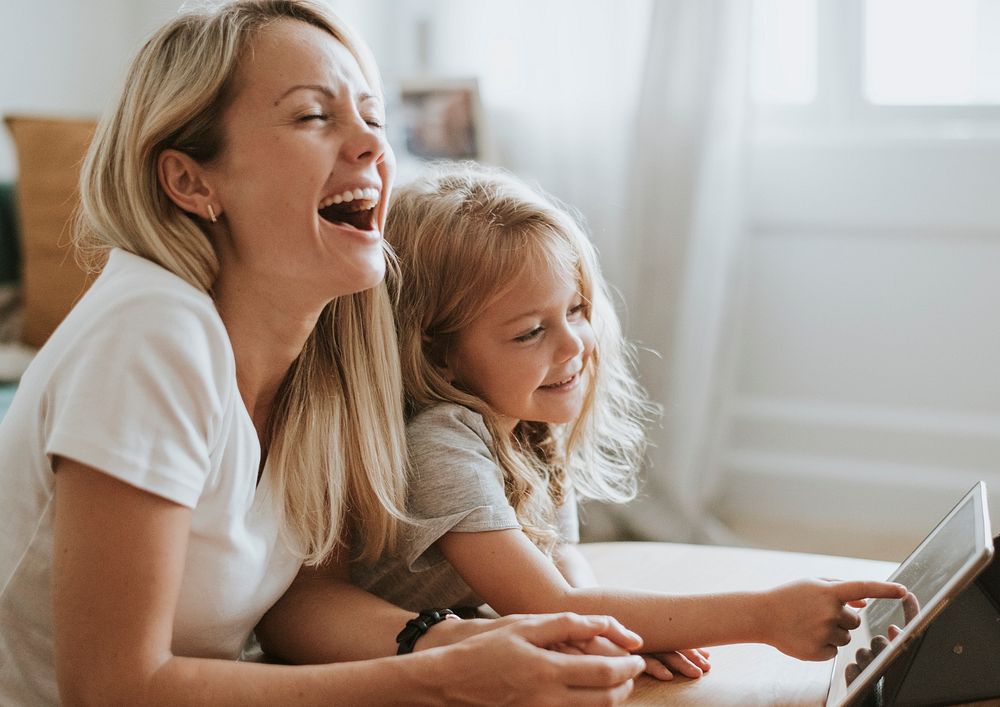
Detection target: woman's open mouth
<box><xmin>318</xmin><ymin>186</ymin><xmax>379</xmax><ymax>231</ymax></box>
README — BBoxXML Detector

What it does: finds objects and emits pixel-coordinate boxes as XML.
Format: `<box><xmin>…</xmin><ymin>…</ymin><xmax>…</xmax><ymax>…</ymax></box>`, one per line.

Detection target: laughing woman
<box><xmin>0</xmin><ymin>2</ymin><xmax>645</xmax><ymax>704</ymax></box>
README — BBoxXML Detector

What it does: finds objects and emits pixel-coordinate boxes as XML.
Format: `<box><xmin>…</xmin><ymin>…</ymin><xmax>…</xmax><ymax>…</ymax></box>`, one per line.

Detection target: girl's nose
<box><xmin>556</xmin><ymin>324</ymin><xmax>585</xmax><ymax>362</ymax></box>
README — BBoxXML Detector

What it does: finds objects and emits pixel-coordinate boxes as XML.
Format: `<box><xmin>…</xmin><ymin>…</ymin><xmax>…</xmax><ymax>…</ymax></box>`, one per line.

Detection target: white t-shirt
<box><xmin>0</xmin><ymin>249</ymin><xmax>302</xmax><ymax>706</ymax></box>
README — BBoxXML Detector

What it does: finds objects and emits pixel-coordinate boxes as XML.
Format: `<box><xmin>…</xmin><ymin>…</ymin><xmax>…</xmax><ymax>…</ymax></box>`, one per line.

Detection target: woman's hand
<box><xmin>760</xmin><ymin>579</ymin><xmax>908</xmax><ymax>661</ymax></box>
<box><xmin>420</xmin><ymin>613</ymin><xmax>646</xmax><ymax>706</ymax></box>
<box><xmin>418</xmin><ymin>611</ymin><xmax>644</xmax><ymax>655</ymax></box>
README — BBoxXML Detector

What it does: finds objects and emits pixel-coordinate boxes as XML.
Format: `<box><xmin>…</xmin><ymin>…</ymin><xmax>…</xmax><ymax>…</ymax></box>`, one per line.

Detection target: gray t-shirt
<box><xmin>352</xmin><ymin>403</ymin><xmax>579</xmax><ymax>612</ymax></box>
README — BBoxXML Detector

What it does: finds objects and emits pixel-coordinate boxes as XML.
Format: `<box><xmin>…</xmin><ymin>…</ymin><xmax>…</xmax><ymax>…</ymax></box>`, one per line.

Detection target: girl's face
<box><xmin>207</xmin><ymin>19</ymin><xmax>394</xmax><ymax>304</ymax></box>
<box><xmin>444</xmin><ymin>258</ymin><xmax>596</xmax><ymax>433</ymax></box>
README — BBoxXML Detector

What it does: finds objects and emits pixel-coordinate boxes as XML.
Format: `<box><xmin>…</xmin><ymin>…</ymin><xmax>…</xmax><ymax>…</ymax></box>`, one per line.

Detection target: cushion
<box><xmin>4</xmin><ymin>115</ymin><xmax>97</xmax><ymax>348</ymax></box>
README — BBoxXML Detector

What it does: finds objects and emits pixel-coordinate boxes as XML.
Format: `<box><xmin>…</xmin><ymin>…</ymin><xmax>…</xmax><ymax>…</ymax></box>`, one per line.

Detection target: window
<box><xmin>866</xmin><ymin>0</ymin><xmax>1000</xmax><ymax>105</ymax></box>
<box><xmin>752</xmin><ymin>0</ymin><xmax>1000</xmax><ymax>125</ymax></box>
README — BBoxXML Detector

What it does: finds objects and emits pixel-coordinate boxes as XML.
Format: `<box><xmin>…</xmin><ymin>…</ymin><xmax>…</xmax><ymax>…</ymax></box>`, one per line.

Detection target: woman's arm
<box><xmin>436</xmin><ymin>529</ymin><xmax>907</xmax><ymax>660</ymax></box>
<box><xmin>256</xmin><ymin>546</ymin><xmax>528</xmax><ymax>662</ymax></box>
<box><xmin>53</xmin><ymin>460</ymin><xmax>644</xmax><ymax>705</ymax></box>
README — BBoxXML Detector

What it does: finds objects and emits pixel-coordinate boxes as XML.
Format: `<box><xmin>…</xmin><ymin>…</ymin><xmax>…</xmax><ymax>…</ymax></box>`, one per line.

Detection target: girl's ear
<box><xmin>157</xmin><ymin>148</ymin><xmax>220</xmax><ymax>221</ymax></box>
<box><xmin>422</xmin><ymin>334</ymin><xmax>454</xmax><ymax>381</ymax></box>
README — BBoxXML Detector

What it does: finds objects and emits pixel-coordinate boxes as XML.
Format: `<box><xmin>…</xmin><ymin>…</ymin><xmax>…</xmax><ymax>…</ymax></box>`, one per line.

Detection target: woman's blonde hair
<box><xmin>74</xmin><ymin>0</ymin><xmax>406</xmax><ymax>565</ymax></box>
<box><xmin>386</xmin><ymin>162</ymin><xmax>651</xmax><ymax>553</ymax></box>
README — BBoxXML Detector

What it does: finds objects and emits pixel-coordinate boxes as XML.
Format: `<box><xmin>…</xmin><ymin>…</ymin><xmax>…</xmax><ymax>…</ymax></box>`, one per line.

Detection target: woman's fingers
<box><xmin>569</xmin><ymin>635</ymin><xmax>631</xmax><ymax>657</ymax></box>
<box><xmin>517</xmin><ymin>613</ymin><xmax>643</xmax><ymax>652</ymax></box>
<box><xmin>548</xmin><ymin>651</ymin><xmax>647</xmax><ymax>688</ymax></box>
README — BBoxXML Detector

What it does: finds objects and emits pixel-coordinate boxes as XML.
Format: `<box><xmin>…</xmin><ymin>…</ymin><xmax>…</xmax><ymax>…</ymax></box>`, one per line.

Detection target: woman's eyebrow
<box><xmin>275</xmin><ymin>84</ymin><xmax>336</xmax><ymax>104</ymax></box>
<box><xmin>275</xmin><ymin>85</ymin><xmax>382</xmax><ymax>106</ymax></box>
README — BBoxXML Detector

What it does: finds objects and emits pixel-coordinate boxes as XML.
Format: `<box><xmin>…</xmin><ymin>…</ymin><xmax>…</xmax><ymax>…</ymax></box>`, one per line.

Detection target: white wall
<box><xmin>1</xmin><ymin>0</ymin><xmax>132</xmax><ymax>180</ymax></box>
<box><xmin>717</xmin><ymin>134</ymin><xmax>1000</xmax><ymax>560</ymax></box>
<box><xmin>0</xmin><ymin>0</ymin><xmax>387</xmax><ymax>181</ymax></box>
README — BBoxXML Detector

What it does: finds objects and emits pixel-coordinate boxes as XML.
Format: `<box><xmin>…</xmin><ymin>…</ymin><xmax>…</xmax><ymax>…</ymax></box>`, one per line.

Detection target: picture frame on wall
<box><xmin>396</xmin><ymin>77</ymin><xmax>486</xmax><ymax>161</ymax></box>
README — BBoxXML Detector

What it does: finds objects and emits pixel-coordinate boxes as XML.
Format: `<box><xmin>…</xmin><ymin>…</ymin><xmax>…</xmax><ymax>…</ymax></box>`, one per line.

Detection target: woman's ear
<box><xmin>157</xmin><ymin>148</ymin><xmax>220</xmax><ymax>222</ymax></box>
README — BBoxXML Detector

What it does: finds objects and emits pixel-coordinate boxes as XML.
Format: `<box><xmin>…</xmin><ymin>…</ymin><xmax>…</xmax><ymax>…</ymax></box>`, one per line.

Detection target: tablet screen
<box><xmin>826</xmin><ymin>482</ymin><xmax>991</xmax><ymax>706</ymax></box>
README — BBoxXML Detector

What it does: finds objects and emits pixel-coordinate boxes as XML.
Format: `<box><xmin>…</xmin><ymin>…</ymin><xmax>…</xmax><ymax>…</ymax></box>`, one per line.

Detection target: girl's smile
<box><xmin>443</xmin><ymin>259</ymin><xmax>596</xmax><ymax>430</ymax></box>
<box><xmin>539</xmin><ymin>372</ymin><xmax>582</xmax><ymax>391</ymax></box>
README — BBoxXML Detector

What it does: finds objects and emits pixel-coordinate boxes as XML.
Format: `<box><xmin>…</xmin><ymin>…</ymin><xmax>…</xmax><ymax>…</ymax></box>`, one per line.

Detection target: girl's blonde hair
<box><xmin>386</xmin><ymin>162</ymin><xmax>650</xmax><ymax>553</ymax></box>
<box><xmin>74</xmin><ymin>0</ymin><xmax>406</xmax><ymax>565</ymax></box>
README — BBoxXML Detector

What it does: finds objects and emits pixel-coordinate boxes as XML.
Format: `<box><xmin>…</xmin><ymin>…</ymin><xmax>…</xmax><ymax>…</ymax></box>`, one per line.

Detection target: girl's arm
<box><xmin>53</xmin><ymin>460</ymin><xmax>646</xmax><ymax>706</ymax></box>
<box><xmin>554</xmin><ymin>542</ymin><xmax>599</xmax><ymax>587</ymax></box>
<box><xmin>437</xmin><ymin>529</ymin><xmax>907</xmax><ymax>660</ymax></box>
<box><xmin>554</xmin><ymin>542</ymin><xmax>710</xmax><ymax>681</ymax></box>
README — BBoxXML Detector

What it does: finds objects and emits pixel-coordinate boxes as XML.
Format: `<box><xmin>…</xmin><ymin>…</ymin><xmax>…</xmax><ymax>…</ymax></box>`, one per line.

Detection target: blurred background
<box><xmin>2</xmin><ymin>0</ymin><xmax>998</xmax><ymax>561</ymax></box>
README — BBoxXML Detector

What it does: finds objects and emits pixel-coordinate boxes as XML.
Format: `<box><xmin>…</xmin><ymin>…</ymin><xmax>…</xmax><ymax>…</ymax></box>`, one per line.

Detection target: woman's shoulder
<box><xmin>26</xmin><ymin>248</ymin><xmax>233</xmax><ymax>392</ymax></box>
<box><xmin>67</xmin><ymin>248</ymin><xmax>224</xmax><ymax>342</ymax></box>
<box><xmin>94</xmin><ymin>248</ymin><xmax>216</xmax><ymax>312</ymax></box>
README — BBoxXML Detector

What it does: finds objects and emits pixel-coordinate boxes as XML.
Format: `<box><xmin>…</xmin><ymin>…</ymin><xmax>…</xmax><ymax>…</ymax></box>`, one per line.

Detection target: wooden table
<box><xmin>579</xmin><ymin>542</ymin><xmax>898</xmax><ymax>706</ymax></box>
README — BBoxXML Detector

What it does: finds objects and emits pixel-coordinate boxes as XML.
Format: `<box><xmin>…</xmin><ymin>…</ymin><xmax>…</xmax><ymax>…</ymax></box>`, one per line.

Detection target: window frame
<box><xmin>752</xmin><ymin>0</ymin><xmax>1000</xmax><ymax>140</ymax></box>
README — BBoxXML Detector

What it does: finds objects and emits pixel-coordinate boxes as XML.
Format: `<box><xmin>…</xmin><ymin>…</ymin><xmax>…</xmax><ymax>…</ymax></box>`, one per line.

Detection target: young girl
<box><xmin>355</xmin><ymin>162</ymin><xmax>907</xmax><ymax>679</ymax></box>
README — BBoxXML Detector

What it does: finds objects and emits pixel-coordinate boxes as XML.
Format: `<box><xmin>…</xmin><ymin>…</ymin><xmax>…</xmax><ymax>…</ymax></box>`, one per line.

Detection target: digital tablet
<box><xmin>825</xmin><ymin>481</ymin><xmax>993</xmax><ymax>707</ymax></box>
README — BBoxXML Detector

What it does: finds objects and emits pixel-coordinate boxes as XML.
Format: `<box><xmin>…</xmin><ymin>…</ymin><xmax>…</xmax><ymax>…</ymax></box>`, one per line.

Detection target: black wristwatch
<box><xmin>395</xmin><ymin>608</ymin><xmax>457</xmax><ymax>655</ymax></box>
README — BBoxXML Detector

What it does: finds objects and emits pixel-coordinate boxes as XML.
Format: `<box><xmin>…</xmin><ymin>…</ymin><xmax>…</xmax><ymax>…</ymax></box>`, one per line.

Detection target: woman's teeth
<box><xmin>319</xmin><ymin>187</ymin><xmax>380</xmax><ymax>209</ymax></box>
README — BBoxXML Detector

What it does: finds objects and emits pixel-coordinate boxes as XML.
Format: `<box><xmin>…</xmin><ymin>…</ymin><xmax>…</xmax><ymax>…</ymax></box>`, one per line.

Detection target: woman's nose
<box><xmin>344</xmin><ymin>121</ymin><xmax>386</xmax><ymax>165</ymax></box>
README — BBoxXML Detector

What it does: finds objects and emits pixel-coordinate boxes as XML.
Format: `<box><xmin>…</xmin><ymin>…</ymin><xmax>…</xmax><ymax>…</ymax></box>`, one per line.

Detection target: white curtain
<box><xmin>386</xmin><ymin>0</ymin><xmax>754</xmax><ymax>544</ymax></box>
<box><xmin>395</xmin><ymin>0</ymin><xmax>653</xmax><ymax>281</ymax></box>
<box><xmin>609</xmin><ymin>0</ymin><xmax>753</xmax><ymax>544</ymax></box>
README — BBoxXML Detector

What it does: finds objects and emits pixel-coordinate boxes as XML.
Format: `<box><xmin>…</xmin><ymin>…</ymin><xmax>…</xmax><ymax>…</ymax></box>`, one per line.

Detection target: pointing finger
<box><xmin>834</xmin><ymin>581</ymin><xmax>907</xmax><ymax>603</ymax></box>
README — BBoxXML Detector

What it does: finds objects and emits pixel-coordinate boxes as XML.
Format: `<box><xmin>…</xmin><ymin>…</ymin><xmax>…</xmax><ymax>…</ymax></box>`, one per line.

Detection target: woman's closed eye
<box><xmin>568</xmin><ymin>302</ymin><xmax>587</xmax><ymax>318</ymax></box>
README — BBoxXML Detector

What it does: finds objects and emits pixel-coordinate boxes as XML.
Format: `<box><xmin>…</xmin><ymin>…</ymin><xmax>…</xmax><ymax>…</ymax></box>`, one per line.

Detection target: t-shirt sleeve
<box><xmin>403</xmin><ymin>405</ymin><xmax>521</xmax><ymax>571</ymax></box>
<box><xmin>43</xmin><ymin>294</ymin><xmax>231</xmax><ymax>509</ymax></box>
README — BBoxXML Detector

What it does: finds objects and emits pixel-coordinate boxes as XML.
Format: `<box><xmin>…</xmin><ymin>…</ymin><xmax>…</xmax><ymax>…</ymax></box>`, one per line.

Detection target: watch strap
<box><xmin>395</xmin><ymin>608</ymin><xmax>457</xmax><ymax>655</ymax></box>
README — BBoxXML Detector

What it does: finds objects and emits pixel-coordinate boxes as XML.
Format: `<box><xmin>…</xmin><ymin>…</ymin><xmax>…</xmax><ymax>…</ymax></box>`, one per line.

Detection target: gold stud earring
<box><xmin>207</xmin><ymin>204</ymin><xmax>218</xmax><ymax>223</ymax></box>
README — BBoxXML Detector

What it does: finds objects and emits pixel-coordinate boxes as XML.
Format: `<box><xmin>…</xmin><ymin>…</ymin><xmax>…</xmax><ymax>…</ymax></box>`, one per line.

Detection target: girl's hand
<box><xmin>641</xmin><ymin>648</ymin><xmax>711</xmax><ymax>681</ymax></box>
<box><xmin>762</xmin><ymin>579</ymin><xmax>907</xmax><ymax>661</ymax></box>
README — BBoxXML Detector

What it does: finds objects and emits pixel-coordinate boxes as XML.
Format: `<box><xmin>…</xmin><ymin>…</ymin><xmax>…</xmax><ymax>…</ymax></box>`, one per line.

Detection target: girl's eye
<box><xmin>299</xmin><ymin>113</ymin><xmax>329</xmax><ymax>123</ymax></box>
<box><xmin>568</xmin><ymin>302</ymin><xmax>587</xmax><ymax>318</ymax></box>
<box><xmin>514</xmin><ymin>326</ymin><xmax>544</xmax><ymax>343</ymax></box>
<box><xmin>365</xmin><ymin>118</ymin><xmax>386</xmax><ymax>129</ymax></box>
